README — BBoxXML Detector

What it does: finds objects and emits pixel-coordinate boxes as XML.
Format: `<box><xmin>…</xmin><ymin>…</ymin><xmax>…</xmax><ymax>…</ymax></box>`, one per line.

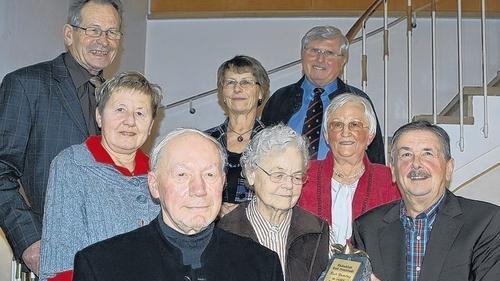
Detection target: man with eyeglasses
<box><xmin>352</xmin><ymin>121</ymin><xmax>500</xmax><ymax>281</ymax></box>
<box><xmin>72</xmin><ymin>128</ymin><xmax>284</xmax><ymax>281</ymax></box>
<box><xmin>261</xmin><ymin>25</ymin><xmax>385</xmax><ymax>164</ymax></box>
<box><xmin>0</xmin><ymin>0</ymin><xmax>123</xmax><ymax>276</ymax></box>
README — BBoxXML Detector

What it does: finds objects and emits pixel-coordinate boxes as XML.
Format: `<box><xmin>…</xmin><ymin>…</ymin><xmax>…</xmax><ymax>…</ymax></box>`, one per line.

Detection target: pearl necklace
<box><xmin>334</xmin><ymin>166</ymin><xmax>365</xmax><ymax>179</ymax></box>
<box><xmin>228</xmin><ymin>125</ymin><xmax>253</xmax><ymax>142</ymax></box>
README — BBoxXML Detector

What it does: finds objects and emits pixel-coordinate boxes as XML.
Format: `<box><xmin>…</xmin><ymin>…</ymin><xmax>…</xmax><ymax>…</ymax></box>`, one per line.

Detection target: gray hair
<box><xmin>96</xmin><ymin>71</ymin><xmax>163</xmax><ymax>118</ymax></box>
<box><xmin>216</xmin><ymin>55</ymin><xmax>270</xmax><ymax>116</ymax></box>
<box><xmin>240</xmin><ymin>124</ymin><xmax>309</xmax><ymax>181</ymax></box>
<box><xmin>323</xmin><ymin>93</ymin><xmax>377</xmax><ymax>136</ymax></box>
<box><xmin>390</xmin><ymin>120</ymin><xmax>452</xmax><ymax>164</ymax></box>
<box><xmin>68</xmin><ymin>0</ymin><xmax>123</xmax><ymax>28</ymax></box>
<box><xmin>149</xmin><ymin>128</ymin><xmax>227</xmax><ymax>173</ymax></box>
<box><xmin>301</xmin><ymin>26</ymin><xmax>349</xmax><ymax>59</ymax></box>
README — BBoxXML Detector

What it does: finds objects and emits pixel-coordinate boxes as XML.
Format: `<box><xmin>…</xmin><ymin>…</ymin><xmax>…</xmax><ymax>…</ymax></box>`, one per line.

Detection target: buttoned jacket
<box><xmin>0</xmin><ymin>53</ymin><xmax>89</xmax><ymax>257</ymax></box>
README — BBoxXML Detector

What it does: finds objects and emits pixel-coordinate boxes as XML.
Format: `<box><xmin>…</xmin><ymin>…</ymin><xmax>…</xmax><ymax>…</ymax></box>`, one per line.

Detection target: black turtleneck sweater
<box><xmin>158</xmin><ymin>216</ymin><xmax>213</xmax><ymax>269</ymax></box>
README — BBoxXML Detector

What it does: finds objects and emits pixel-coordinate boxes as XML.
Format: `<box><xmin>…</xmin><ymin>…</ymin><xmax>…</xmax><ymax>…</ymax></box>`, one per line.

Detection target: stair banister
<box><xmin>361</xmin><ymin>21</ymin><xmax>368</xmax><ymax>92</ymax></box>
<box><xmin>383</xmin><ymin>0</ymin><xmax>389</xmax><ymax>164</ymax></box>
<box><xmin>407</xmin><ymin>0</ymin><xmax>413</xmax><ymax>122</ymax></box>
<box><xmin>480</xmin><ymin>0</ymin><xmax>489</xmax><ymax>138</ymax></box>
<box><xmin>457</xmin><ymin>0</ymin><xmax>465</xmax><ymax>152</ymax></box>
<box><xmin>432</xmin><ymin>0</ymin><xmax>437</xmax><ymax>124</ymax></box>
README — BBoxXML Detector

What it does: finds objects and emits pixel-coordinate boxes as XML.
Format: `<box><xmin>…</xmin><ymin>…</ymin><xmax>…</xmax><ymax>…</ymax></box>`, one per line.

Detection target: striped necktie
<box><xmin>302</xmin><ymin>87</ymin><xmax>324</xmax><ymax>158</ymax></box>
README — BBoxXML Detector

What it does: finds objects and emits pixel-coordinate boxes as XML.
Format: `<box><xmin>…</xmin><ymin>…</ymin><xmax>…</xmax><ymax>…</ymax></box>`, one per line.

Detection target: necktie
<box><xmin>302</xmin><ymin>88</ymin><xmax>324</xmax><ymax>159</ymax></box>
<box><xmin>87</xmin><ymin>76</ymin><xmax>104</xmax><ymax>135</ymax></box>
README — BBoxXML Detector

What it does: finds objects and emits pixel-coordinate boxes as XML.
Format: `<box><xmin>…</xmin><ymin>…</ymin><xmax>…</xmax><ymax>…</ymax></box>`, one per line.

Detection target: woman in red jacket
<box><xmin>299</xmin><ymin>93</ymin><xmax>400</xmax><ymax>247</ymax></box>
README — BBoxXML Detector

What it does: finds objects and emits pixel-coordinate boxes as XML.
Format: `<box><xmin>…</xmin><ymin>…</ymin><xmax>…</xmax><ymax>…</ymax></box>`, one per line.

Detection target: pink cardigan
<box><xmin>298</xmin><ymin>152</ymin><xmax>400</xmax><ymax>224</ymax></box>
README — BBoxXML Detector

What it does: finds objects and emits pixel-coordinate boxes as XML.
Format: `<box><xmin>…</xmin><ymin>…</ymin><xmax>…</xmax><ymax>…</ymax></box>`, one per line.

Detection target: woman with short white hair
<box><xmin>299</xmin><ymin>92</ymin><xmax>400</xmax><ymax>248</ymax></box>
<box><xmin>218</xmin><ymin>124</ymin><xmax>328</xmax><ymax>281</ymax></box>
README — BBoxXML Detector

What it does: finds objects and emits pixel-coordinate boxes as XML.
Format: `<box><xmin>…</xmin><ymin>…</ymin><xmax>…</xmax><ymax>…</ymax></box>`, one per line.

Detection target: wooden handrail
<box><xmin>345</xmin><ymin>0</ymin><xmax>384</xmax><ymax>42</ymax></box>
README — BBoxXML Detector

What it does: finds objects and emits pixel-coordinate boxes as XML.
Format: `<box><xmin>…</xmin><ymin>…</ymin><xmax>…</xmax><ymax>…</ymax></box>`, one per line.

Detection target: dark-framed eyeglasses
<box><xmin>304</xmin><ymin>47</ymin><xmax>344</xmax><ymax>59</ymax></box>
<box><xmin>71</xmin><ymin>25</ymin><xmax>122</xmax><ymax>40</ymax></box>
<box><xmin>255</xmin><ymin>164</ymin><xmax>307</xmax><ymax>185</ymax></box>
<box><xmin>222</xmin><ymin>79</ymin><xmax>260</xmax><ymax>89</ymax></box>
<box><xmin>328</xmin><ymin>120</ymin><xmax>369</xmax><ymax>132</ymax></box>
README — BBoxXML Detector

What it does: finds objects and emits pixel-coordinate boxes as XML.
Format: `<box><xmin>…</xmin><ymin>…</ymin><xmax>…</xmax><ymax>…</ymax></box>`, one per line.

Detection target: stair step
<box><xmin>488</xmin><ymin>71</ymin><xmax>500</xmax><ymax>87</ymax></box>
<box><xmin>412</xmin><ymin>115</ymin><xmax>474</xmax><ymax>125</ymax></box>
<box><xmin>440</xmin><ymin>86</ymin><xmax>500</xmax><ymax>117</ymax></box>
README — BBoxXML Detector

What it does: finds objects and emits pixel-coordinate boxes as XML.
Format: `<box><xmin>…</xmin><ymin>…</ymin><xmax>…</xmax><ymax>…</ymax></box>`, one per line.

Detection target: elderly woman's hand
<box><xmin>371</xmin><ymin>273</ymin><xmax>382</xmax><ymax>281</ymax></box>
<box><xmin>219</xmin><ymin>202</ymin><xmax>238</xmax><ymax>218</ymax></box>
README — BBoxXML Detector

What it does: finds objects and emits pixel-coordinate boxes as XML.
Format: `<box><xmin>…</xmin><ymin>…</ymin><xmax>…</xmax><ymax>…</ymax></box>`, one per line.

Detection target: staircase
<box><xmin>414</xmin><ymin>71</ymin><xmax>500</xmax><ymax>124</ymax></box>
<box><xmin>413</xmin><ymin>72</ymin><xmax>500</xmax><ymax>205</ymax></box>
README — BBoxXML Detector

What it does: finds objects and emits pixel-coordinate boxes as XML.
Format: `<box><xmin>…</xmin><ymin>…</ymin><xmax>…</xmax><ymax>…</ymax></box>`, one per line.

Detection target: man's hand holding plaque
<box><xmin>317</xmin><ymin>242</ymin><xmax>372</xmax><ymax>281</ymax></box>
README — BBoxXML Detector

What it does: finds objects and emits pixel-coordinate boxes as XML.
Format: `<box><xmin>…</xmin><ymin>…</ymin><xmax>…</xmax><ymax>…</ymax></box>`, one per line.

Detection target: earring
<box><xmin>257</xmin><ymin>98</ymin><xmax>263</xmax><ymax>106</ymax></box>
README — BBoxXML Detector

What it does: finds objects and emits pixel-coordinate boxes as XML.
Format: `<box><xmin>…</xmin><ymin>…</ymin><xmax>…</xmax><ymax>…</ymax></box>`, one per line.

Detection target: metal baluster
<box><xmin>407</xmin><ymin>0</ymin><xmax>413</xmax><ymax>122</ymax></box>
<box><xmin>457</xmin><ymin>0</ymin><xmax>464</xmax><ymax>151</ymax></box>
<box><xmin>343</xmin><ymin>63</ymin><xmax>348</xmax><ymax>84</ymax></box>
<box><xmin>362</xmin><ymin>20</ymin><xmax>368</xmax><ymax>92</ymax></box>
<box><xmin>480</xmin><ymin>0</ymin><xmax>488</xmax><ymax>138</ymax></box>
<box><xmin>383</xmin><ymin>0</ymin><xmax>389</xmax><ymax>164</ymax></box>
<box><xmin>431</xmin><ymin>0</ymin><xmax>437</xmax><ymax>124</ymax></box>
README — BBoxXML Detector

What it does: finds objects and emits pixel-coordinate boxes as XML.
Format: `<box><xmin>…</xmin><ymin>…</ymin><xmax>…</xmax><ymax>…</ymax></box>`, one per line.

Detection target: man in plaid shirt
<box><xmin>352</xmin><ymin>121</ymin><xmax>500</xmax><ymax>281</ymax></box>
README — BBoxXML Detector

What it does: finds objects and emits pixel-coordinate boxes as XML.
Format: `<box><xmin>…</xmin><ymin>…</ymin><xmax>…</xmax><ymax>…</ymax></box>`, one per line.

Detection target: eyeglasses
<box><xmin>328</xmin><ymin>121</ymin><xmax>368</xmax><ymax>132</ymax></box>
<box><xmin>223</xmin><ymin>79</ymin><xmax>260</xmax><ymax>89</ymax></box>
<box><xmin>256</xmin><ymin>164</ymin><xmax>307</xmax><ymax>185</ymax></box>
<box><xmin>71</xmin><ymin>25</ymin><xmax>123</xmax><ymax>40</ymax></box>
<box><xmin>304</xmin><ymin>48</ymin><xmax>344</xmax><ymax>59</ymax></box>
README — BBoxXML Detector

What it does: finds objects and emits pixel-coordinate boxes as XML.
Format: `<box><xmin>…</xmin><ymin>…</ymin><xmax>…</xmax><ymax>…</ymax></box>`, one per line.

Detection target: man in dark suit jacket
<box><xmin>0</xmin><ymin>0</ymin><xmax>123</xmax><ymax>275</ymax></box>
<box><xmin>261</xmin><ymin>25</ymin><xmax>385</xmax><ymax>164</ymax></box>
<box><xmin>352</xmin><ymin>121</ymin><xmax>500</xmax><ymax>281</ymax></box>
<box><xmin>73</xmin><ymin>129</ymin><xmax>283</xmax><ymax>281</ymax></box>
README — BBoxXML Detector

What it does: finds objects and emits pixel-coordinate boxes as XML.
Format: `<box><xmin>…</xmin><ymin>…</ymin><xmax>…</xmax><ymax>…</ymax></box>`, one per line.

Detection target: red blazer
<box><xmin>298</xmin><ymin>152</ymin><xmax>400</xmax><ymax>224</ymax></box>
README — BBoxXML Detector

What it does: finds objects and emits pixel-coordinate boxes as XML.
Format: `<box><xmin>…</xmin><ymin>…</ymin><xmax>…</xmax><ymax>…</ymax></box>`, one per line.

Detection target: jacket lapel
<box><xmin>379</xmin><ymin>204</ymin><xmax>406</xmax><ymax>281</ymax></box>
<box><xmin>418</xmin><ymin>192</ymin><xmax>463</xmax><ymax>281</ymax></box>
<box><xmin>50</xmin><ymin>54</ymin><xmax>88</xmax><ymax>136</ymax></box>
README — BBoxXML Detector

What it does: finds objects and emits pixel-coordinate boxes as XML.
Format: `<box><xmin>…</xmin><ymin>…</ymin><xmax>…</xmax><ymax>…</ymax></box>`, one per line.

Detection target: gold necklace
<box><xmin>334</xmin><ymin>166</ymin><xmax>365</xmax><ymax>179</ymax></box>
<box><xmin>228</xmin><ymin>124</ymin><xmax>253</xmax><ymax>142</ymax></box>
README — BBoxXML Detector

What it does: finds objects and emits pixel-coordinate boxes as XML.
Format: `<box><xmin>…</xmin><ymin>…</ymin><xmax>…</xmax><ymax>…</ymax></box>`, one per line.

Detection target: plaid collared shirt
<box><xmin>400</xmin><ymin>194</ymin><xmax>445</xmax><ymax>281</ymax></box>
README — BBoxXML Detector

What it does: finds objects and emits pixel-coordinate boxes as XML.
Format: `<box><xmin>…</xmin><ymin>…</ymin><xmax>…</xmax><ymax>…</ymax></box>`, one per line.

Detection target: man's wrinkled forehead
<box><xmin>159</xmin><ymin>133</ymin><xmax>221</xmax><ymax>168</ymax></box>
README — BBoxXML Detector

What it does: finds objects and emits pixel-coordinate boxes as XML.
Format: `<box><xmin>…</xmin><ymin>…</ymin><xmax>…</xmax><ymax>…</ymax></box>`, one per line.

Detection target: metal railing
<box><xmin>162</xmin><ymin>0</ymin><xmax>492</xmax><ymax>155</ymax></box>
<box><xmin>161</xmin><ymin>0</ymin><xmax>434</xmax><ymax>112</ymax></box>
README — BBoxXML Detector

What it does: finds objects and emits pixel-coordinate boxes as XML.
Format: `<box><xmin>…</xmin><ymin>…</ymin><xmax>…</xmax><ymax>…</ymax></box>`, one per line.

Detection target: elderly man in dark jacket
<box><xmin>73</xmin><ymin>129</ymin><xmax>283</xmax><ymax>281</ymax></box>
<box><xmin>262</xmin><ymin>25</ymin><xmax>385</xmax><ymax>164</ymax></box>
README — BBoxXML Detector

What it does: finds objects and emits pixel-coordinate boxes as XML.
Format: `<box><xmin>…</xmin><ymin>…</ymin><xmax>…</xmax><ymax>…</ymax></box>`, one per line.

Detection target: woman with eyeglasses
<box><xmin>206</xmin><ymin>55</ymin><xmax>270</xmax><ymax>217</ymax></box>
<box><xmin>299</xmin><ymin>93</ymin><xmax>400</xmax><ymax>249</ymax></box>
<box><xmin>218</xmin><ymin>124</ymin><xmax>329</xmax><ymax>281</ymax></box>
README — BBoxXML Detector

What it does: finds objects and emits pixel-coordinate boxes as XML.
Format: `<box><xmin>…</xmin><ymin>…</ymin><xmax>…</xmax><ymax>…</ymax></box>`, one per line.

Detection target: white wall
<box><xmin>145</xmin><ymin>16</ymin><xmax>500</xmax><ymax>140</ymax></box>
<box><xmin>1</xmin><ymin>1</ymin><xmax>69</xmax><ymax>278</ymax></box>
<box><xmin>0</xmin><ymin>1</ymin><xmax>68</xmax><ymax>80</ymax></box>
<box><xmin>455</xmin><ymin>165</ymin><xmax>500</xmax><ymax>206</ymax></box>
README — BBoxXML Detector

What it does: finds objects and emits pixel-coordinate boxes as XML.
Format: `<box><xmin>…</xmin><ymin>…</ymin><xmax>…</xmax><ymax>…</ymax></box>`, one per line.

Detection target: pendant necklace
<box><xmin>228</xmin><ymin>125</ymin><xmax>253</xmax><ymax>142</ymax></box>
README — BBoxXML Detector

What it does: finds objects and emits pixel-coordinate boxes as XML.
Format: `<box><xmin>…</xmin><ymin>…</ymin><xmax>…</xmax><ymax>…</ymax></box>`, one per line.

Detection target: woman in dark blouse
<box><xmin>206</xmin><ymin>55</ymin><xmax>270</xmax><ymax>216</ymax></box>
